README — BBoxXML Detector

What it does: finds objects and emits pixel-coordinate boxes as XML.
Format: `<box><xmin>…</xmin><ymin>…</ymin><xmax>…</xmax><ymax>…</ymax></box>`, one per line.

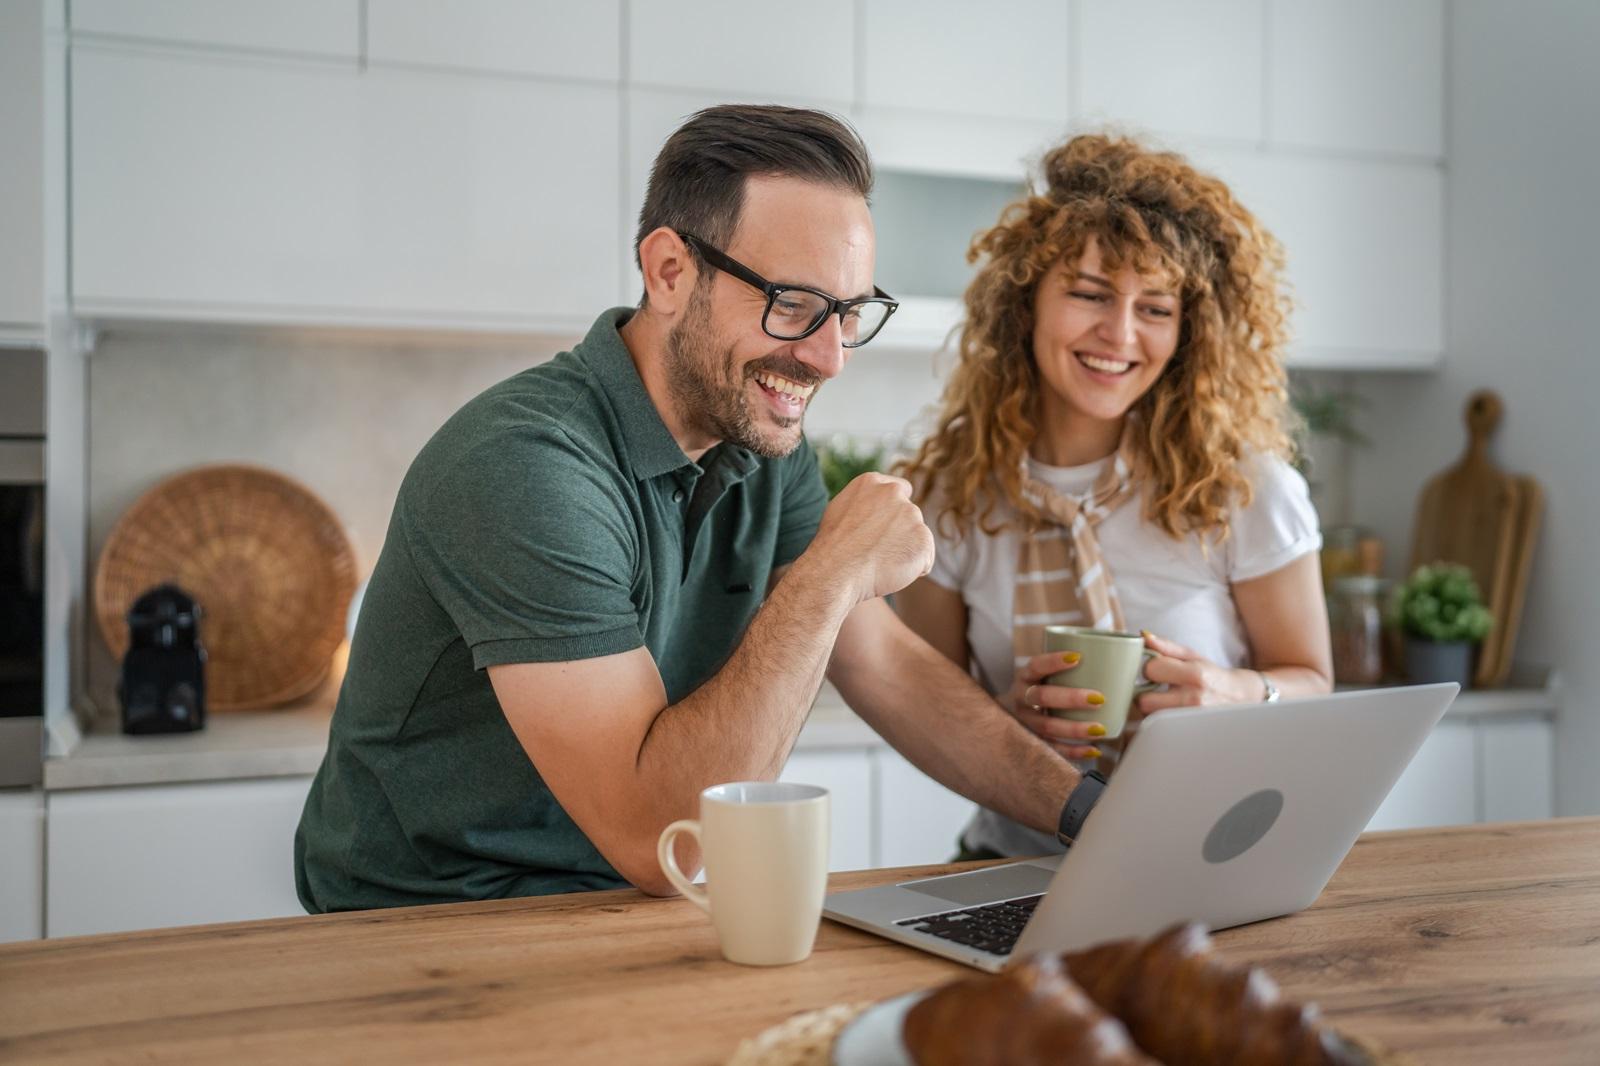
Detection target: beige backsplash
<box><xmin>83</xmin><ymin>325</ymin><xmax>571</xmax><ymax>717</ymax></box>
<box><xmin>82</xmin><ymin>325</ymin><xmax>1353</xmax><ymax>718</ymax></box>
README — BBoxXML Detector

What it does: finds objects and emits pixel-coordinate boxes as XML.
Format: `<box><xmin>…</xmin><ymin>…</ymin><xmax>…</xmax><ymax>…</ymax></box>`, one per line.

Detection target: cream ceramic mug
<box><xmin>1043</xmin><ymin>625</ymin><xmax>1160</xmax><ymax>739</ymax></box>
<box><xmin>657</xmin><ymin>781</ymin><xmax>830</xmax><ymax>966</ymax></box>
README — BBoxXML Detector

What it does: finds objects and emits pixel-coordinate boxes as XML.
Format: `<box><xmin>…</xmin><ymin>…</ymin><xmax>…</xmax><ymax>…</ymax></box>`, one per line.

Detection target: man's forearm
<box><xmin>635</xmin><ymin>553</ymin><xmax>854</xmax><ymax>796</ymax></box>
<box><xmin>831</xmin><ymin>601</ymin><xmax>1081</xmax><ymax>836</ymax></box>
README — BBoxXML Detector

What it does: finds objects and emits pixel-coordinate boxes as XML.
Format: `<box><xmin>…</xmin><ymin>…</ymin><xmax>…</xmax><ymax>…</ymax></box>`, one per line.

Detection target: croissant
<box><xmin>1060</xmin><ymin>923</ymin><xmax>1371</xmax><ymax>1066</ymax></box>
<box><xmin>903</xmin><ymin>950</ymin><xmax>1157</xmax><ymax>1066</ymax></box>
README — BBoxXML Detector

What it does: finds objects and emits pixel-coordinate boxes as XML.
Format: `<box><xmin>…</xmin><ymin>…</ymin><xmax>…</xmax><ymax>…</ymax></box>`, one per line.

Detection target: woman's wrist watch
<box><xmin>1258</xmin><ymin>670</ymin><xmax>1281</xmax><ymax>703</ymax></box>
<box><xmin>1056</xmin><ymin>769</ymin><xmax>1108</xmax><ymax>846</ymax></box>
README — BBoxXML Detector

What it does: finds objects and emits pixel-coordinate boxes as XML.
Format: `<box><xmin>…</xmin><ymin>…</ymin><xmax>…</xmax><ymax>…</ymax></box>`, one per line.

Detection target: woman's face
<box><xmin>1031</xmin><ymin>238</ymin><xmax>1182</xmax><ymax>428</ymax></box>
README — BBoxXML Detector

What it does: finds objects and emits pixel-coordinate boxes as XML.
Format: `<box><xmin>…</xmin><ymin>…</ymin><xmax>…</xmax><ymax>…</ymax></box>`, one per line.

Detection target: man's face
<box><xmin>663</xmin><ymin>175</ymin><xmax>876</xmax><ymax>459</ymax></box>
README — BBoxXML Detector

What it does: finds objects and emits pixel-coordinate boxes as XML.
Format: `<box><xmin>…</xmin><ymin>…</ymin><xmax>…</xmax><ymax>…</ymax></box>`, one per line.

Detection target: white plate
<box><xmin>831</xmin><ymin>992</ymin><xmax>928</xmax><ymax>1066</ymax></box>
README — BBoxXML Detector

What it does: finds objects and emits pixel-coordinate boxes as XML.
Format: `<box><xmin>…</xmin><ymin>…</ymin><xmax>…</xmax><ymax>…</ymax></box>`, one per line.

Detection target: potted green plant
<box><xmin>1391</xmin><ymin>562</ymin><xmax>1494</xmax><ymax>686</ymax></box>
<box><xmin>814</xmin><ymin>436</ymin><xmax>885</xmax><ymax>499</ymax></box>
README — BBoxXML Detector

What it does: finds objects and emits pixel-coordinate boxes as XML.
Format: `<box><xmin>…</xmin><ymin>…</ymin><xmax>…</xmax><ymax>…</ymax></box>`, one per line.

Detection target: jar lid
<box><xmin>1332</xmin><ymin>574</ymin><xmax>1389</xmax><ymax>594</ymax></box>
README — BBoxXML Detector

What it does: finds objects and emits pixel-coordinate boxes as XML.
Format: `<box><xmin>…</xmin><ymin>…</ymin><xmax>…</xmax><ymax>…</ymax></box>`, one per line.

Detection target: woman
<box><xmin>894</xmin><ymin>134</ymin><xmax>1333</xmax><ymax>860</ymax></box>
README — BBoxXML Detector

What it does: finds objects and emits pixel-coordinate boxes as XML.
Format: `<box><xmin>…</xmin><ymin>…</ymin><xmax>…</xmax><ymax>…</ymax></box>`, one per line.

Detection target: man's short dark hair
<box><xmin>634</xmin><ymin>104</ymin><xmax>874</xmax><ymax>281</ymax></box>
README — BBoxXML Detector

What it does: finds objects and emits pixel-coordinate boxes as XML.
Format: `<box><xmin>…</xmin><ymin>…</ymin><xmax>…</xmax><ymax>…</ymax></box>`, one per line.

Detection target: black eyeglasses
<box><xmin>678</xmin><ymin>232</ymin><xmax>898</xmax><ymax>348</ymax></box>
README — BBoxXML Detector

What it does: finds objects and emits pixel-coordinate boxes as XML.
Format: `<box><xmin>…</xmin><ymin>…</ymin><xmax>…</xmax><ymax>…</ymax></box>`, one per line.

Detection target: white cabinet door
<box><xmin>1077</xmin><ymin>0</ymin><xmax>1263</xmax><ymax>143</ymax></box>
<box><xmin>72</xmin><ymin>0</ymin><xmax>359</xmax><ymax>60</ymax></box>
<box><xmin>875</xmin><ymin>750</ymin><xmax>976</xmax><ymax>868</ymax></box>
<box><xmin>1191</xmin><ymin>147</ymin><xmax>1443</xmax><ymax>367</ymax></box>
<box><xmin>1365</xmin><ymin>719</ymin><xmax>1476</xmax><ymax>831</ymax></box>
<box><xmin>46</xmin><ymin>777</ymin><xmax>313</xmax><ymax>938</ymax></box>
<box><xmin>863</xmin><ymin>0</ymin><xmax>1068</xmax><ymax>123</ymax></box>
<box><xmin>367</xmin><ymin>0</ymin><xmax>620</xmax><ymax>81</ymax></box>
<box><xmin>1479</xmin><ymin>718</ymin><xmax>1555</xmax><ymax>824</ymax></box>
<box><xmin>856</xmin><ymin>0</ymin><xmax>1068</xmax><ymax>181</ymax></box>
<box><xmin>782</xmin><ymin>750</ymin><xmax>874</xmax><ymax>873</ymax></box>
<box><xmin>0</xmin><ymin>0</ymin><xmax>45</xmax><ymax>332</ymax></box>
<box><xmin>1266</xmin><ymin>0</ymin><xmax>1444</xmax><ymax>157</ymax></box>
<box><xmin>0</xmin><ymin>790</ymin><xmax>44</xmax><ymax>943</ymax></box>
<box><xmin>73</xmin><ymin>48</ymin><xmax>619</xmax><ymax>330</ymax></box>
<box><xmin>628</xmin><ymin>0</ymin><xmax>853</xmax><ymax>104</ymax></box>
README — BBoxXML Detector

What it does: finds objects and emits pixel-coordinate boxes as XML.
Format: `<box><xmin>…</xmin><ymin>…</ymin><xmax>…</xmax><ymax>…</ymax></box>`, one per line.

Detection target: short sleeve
<box><xmin>772</xmin><ymin>437</ymin><xmax>829</xmax><ymax>568</ymax></box>
<box><xmin>1227</xmin><ymin>452</ymin><xmax>1324</xmax><ymax>582</ymax></box>
<box><xmin>402</xmin><ymin>424</ymin><xmax>645</xmax><ymax>670</ymax></box>
<box><xmin>918</xmin><ymin>479</ymin><xmax>976</xmax><ymax>593</ymax></box>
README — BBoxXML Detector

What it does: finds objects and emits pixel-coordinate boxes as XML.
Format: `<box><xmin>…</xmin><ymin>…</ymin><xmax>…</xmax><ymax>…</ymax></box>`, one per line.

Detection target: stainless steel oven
<box><xmin>0</xmin><ymin>350</ymin><xmax>44</xmax><ymax>787</ymax></box>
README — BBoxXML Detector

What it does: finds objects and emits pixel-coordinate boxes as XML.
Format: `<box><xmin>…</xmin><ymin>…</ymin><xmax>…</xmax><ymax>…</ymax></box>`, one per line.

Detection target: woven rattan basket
<box><xmin>95</xmin><ymin>464</ymin><xmax>357</xmax><ymax>711</ymax></box>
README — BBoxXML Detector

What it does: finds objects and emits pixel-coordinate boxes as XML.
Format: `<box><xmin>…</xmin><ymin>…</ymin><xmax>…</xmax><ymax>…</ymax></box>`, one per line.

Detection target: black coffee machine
<box><xmin>119</xmin><ymin>584</ymin><xmax>206</xmax><ymax>734</ymax></box>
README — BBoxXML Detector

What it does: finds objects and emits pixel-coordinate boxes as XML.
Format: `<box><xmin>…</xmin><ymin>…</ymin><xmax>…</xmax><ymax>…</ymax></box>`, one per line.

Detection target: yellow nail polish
<box><xmin>1140</xmin><ymin>629</ymin><xmax>1154</xmax><ymax>640</ymax></box>
<box><xmin>1087</xmin><ymin>692</ymin><xmax>1106</xmax><ymax>706</ymax></box>
<box><xmin>1085</xmin><ymin>748</ymin><xmax>1102</xmax><ymax>759</ymax></box>
<box><xmin>1087</xmin><ymin>723</ymin><xmax>1107</xmax><ymax>737</ymax></box>
<box><xmin>1062</xmin><ymin>652</ymin><xmax>1081</xmax><ymax>665</ymax></box>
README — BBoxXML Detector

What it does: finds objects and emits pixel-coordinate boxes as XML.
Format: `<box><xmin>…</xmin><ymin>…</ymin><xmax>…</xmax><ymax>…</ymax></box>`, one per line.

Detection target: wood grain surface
<box><xmin>3</xmin><ymin>819</ymin><xmax>1598</xmax><ymax>1065</ymax></box>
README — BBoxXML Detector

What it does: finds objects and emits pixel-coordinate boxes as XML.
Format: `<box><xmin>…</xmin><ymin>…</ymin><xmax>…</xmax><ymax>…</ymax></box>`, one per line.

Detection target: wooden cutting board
<box><xmin>1408</xmin><ymin>390</ymin><xmax>1542</xmax><ymax>687</ymax></box>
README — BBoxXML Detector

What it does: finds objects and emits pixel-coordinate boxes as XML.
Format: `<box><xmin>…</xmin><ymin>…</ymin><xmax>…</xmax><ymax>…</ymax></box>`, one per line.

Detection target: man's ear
<box><xmin>638</xmin><ymin>227</ymin><xmax>697</xmax><ymax>315</ymax></box>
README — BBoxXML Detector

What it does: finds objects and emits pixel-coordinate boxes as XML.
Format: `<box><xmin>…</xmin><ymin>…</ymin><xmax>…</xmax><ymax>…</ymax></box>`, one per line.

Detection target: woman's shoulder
<box><xmin>1233</xmin><ymin>447</ymin><xmax>1313</xmax><ymax>510</ymax></box>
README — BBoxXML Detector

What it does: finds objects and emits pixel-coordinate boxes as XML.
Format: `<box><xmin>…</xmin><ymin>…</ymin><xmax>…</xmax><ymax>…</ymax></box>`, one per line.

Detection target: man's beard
<box><xmin>663</xmin><ymin>283</ymin><xmax>818</xmax><ymax>459</ymax></box>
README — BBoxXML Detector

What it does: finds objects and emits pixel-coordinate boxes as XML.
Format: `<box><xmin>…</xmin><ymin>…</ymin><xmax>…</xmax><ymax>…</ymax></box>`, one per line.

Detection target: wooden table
<box><xmin>4</xmin><ymin>818</ymin><xmax>1599</xmax><ymax>1064</ymax></box>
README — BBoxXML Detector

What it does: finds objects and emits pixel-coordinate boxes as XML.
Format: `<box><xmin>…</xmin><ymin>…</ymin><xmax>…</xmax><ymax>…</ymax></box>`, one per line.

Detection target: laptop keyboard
<box><xmin>893</xmin><ymin>894</ymin><xmax>1044</xmax><ymax>956</ymax></box>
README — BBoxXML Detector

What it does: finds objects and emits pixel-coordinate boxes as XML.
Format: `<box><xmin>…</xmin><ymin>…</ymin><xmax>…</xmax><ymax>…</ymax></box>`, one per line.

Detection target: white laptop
<box><xmin>824</xmin><ymin>683</ymin><xmax>1458</xmax><ymax>972</ymax></box>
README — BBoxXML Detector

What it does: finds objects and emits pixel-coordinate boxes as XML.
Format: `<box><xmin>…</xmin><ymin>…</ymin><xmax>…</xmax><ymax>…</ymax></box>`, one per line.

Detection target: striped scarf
<box><xmin>1012</xmin><ymin>430</ymin><xmax>1143</xmax><ymax>776</ymax></box>
<box><xmin>1011</xmin><ymin>430</ymin><xmax>1139</xmax><ymax>667</ymax></box>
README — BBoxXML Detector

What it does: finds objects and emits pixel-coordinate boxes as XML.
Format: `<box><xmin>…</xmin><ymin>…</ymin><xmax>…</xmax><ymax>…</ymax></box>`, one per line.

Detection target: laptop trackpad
<box><xmin>898</xmin><ymin>863</ymin><xmax>1054</xmax><ymax>906</ymax></box>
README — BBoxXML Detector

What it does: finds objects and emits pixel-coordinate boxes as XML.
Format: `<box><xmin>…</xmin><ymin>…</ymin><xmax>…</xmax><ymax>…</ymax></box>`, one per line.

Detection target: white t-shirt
<box><xmin>921</xmin><ymin>450</ymin><xmax>1322</xmax><ymax>857</ymax></box>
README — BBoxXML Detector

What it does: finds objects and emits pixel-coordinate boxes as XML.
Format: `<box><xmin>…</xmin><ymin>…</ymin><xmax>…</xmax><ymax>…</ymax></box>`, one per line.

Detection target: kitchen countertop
<box><xmin>44</xmin><ymin>669</ymin><xmax>1560</xmax><ymax>792</ymax></box>
<box><xmin>4</xmin><ymin>818</ymin><xmax>1598</xmax><ymax>1064</ymax></box>
<box><xmin>42</xmin><ymin>683</ymin><xmax>882</xmax><ymax>791</ymax></box>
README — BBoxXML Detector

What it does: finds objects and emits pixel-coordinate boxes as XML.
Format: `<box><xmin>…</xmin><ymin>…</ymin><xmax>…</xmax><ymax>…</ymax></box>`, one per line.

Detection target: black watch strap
<box><xmin>1056</xmin><ymin>769</ymin><xmax>1108</xmax><ymax>846</ymax></box>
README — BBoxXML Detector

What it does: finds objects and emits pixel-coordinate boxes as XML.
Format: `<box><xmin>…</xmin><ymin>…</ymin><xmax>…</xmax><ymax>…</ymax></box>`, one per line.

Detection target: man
<box><xmin>295</xmin><ymin>105</ymin><xmax>1091</xmax><ymax>910</ymax></box>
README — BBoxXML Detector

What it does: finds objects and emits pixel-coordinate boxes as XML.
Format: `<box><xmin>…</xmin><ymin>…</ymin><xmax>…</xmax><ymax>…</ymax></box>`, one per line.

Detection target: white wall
<box><xmin>1347</xmin><ymin>0</ymin><xmax>1600</xmax><ymax>814</ymax></box>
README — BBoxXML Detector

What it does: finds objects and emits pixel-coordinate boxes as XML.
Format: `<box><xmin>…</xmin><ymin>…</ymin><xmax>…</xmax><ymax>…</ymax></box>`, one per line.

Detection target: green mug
<box><xmin>1041</xmin><ymin>625</ymin><xmax>1159</xmax><ymax>739</ymax></box>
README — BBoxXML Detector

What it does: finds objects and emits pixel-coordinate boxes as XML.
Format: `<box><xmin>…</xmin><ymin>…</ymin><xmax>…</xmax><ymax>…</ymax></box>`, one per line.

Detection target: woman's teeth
<box><xmin>754</xmin><ymin>370</ymin><xmax>815</xmax><ymax>401</ymax></box>
<box><xmin>1076</xmin><ymin>352</ymin><xmax>1134</xmax><ymax>375</ymax></box>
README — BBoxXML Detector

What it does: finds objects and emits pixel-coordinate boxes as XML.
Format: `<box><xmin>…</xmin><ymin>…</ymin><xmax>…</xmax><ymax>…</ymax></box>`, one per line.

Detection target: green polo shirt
<box><xmin>295</xmin><ymin>309</ymin><xmax>829</xmax><ymax>911</ymax></box>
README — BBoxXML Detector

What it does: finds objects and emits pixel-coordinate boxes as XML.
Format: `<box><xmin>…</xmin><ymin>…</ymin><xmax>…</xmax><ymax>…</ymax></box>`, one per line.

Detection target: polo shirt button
<box><xmin>672</xmin><ymin>488</ymin><xmax>686</xmax><ymax>503</ymax></box>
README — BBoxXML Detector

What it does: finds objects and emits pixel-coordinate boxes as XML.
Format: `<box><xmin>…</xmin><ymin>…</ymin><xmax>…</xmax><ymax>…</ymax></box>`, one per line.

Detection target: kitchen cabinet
<box><xmin>1077</xmin><ymin>0</ymin><xmax>1263</xmax><ymax>144</ymax></box>
<box><xmin>875</xmin><ymin>750</ymin><xmax>977</xmax><ymax>868</ymax></box>
<box><xmin>628</xmin><ymin>0</ymin><xmax>853</xmax><ymax>104</ymax></box>
<box><xmin>862</xmin><ymin>0</ymin><xmax>1068</xmax><ymax>124</ymax></box>
<box><xmin>1266</xmin><ymin>0</ymin><xmax>1444</xmax><ymax>158</ymax></box>
<box><xmin>780</xmin><ymin>750</ymin><xmax>874</xmax><ymax>873</ymax></box>
<box><xmin>855</xmin><ymin>0</ymin><xmax>1069</xmax><ymax>182</ymax></box>
<box><xmin>1480</xmin><ymin>717</ymin><xmax>1556</xmax><ymax>824</ymax></box>
<box><xmin>1366</xmin><ymin>713</ymin><xmax>1555</xmax><ymax>832</ymax></box>
<box><xmin>0</xmin><ymin>0</ymin><xmax>46</xmax><ymax>337</ymax></box>
<box><xmin>46</xmin><ymin>777</ymin><xmax>312</xmax><ymax>938</ymax></box>
<box><xmin>72</xmin><ymin>47</ymin><xmax>619</xmax><ymax>332</ymax></box>
<box><xmin>70</xmin><ymin>0</ymin><xmax>359</xmax><ymax>61</ymax></box>
<box><xmin>0</xmin><ymin>790</ymin><xmax>44</xmax><ymax>943</ymax></box>
<box><xmin>366</xmin><ymin>0</ymin><xmax>620</xmax><ymax>82</ymax></box>
<box><xmin>1190</xmin><ymin>147</ymin><xmax>1443</xmax><ymax>368</ymax></box>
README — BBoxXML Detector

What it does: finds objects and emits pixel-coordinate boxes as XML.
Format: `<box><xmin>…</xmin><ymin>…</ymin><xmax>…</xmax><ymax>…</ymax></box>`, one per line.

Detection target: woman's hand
<box><xmin>1006</xmin><ymin>651</ymin><xmax>1107</xmax><ymax>761</ymax></box>
<box><xmin>1137</xmin><ymin>631</ymin><xmax>1268</xmax><ymax>713</ymax></box>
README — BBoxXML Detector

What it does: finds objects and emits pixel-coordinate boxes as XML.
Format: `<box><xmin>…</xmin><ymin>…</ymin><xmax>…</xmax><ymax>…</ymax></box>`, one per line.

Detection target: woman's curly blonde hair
<box><xmin>896</xmin><ymin>133</ymin><xmax>1297</xmax><ymax>542</ymax></box>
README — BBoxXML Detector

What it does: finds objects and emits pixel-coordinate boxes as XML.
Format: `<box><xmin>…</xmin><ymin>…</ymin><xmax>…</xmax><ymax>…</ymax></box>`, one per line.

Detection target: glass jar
<box><xmin>1319</xmin><ymin>525</ymin><xmax>1370</xmax><ymax>594</ymax></box>
<box><xmin>1329</xmin><ymin>575</ymin><xmax>1389</xmax><ymax>686</ymax></box>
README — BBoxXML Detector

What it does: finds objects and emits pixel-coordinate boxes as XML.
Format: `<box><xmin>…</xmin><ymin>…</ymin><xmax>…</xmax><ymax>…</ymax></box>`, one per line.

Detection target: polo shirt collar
<box><xmin>580</xmin><ymin>309</ymin><xmax>765</xmax><ymax>488</ymax></box>
<box><xmin>580</xmin><ymin>308</ymin><xmax>695</xmax><ymax>481</ymax></box>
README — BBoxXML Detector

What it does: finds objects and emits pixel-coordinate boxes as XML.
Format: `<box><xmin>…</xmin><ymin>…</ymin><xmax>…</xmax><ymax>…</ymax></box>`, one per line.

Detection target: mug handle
<box><xmin>1134</xmin><ymin>648</ymin><xmax>1162</xmax><ymax>694</ymax></box>
<box><xmin>657</xmin><ymin>819</ymin><xmax>711</xmax><ymax>913</ymax></box>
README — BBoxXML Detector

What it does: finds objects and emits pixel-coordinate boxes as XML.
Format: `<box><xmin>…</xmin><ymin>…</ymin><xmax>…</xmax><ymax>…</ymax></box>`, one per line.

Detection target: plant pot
<box><xmin>1404</xmin><ymin>637</ymin><xmax>1475</xmax><ymax>687</ymax></box>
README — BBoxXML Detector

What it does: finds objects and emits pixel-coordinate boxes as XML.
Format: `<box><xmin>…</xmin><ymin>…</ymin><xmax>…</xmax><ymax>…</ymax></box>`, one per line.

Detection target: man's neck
<box><xmin>618</xmin><ymin>306</ymin><xmax>717</xmax><ymax>463</ymax></box>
